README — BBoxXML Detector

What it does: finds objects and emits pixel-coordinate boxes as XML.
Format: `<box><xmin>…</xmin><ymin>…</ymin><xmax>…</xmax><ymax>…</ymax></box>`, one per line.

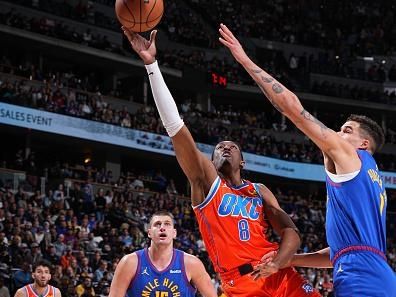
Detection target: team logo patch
<box><xmin>337</xmin><ymin>263</ymin><xmax>344</xmax><ymax>274</ymax></box>
<box><xmin>141</xmin><ymin>267</ymin><xmax>149</xmax><ymax>276</ymax></box>
<box><xmin>302</xmin><ymin>283</ymin><xmax>314</xmax><ymax>293</ymax></box>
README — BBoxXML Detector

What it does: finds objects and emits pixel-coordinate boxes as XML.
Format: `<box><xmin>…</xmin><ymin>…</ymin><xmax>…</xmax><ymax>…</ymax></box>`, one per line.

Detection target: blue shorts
<box><xmin>333</xmin><ymin>252</ymin><xmax>396</xmax><ymax>297</ymax></box>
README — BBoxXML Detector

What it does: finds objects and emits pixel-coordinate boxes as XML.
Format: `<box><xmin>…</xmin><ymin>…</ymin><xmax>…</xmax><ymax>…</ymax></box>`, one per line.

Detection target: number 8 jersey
<box><xmin>193</xmin><ymin>176</ymin><xmax>278</xmax><ymax>273</ymax></box>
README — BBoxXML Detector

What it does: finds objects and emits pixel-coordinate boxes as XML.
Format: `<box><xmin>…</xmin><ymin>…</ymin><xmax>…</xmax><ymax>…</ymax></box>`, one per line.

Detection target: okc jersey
<box><xmin>23</xmin><ymin>284</ymin><xmax>56</xmax><ymax>297</ymax></box>
<box><xmin>193</xmin><ymin>176</ymin><xmax>278</xmax><ymax>273</ymax></box>
<box><xmin>127</xmin><ymin>248</ymin><xmax>196</xmax><ymax>297</ymax></box>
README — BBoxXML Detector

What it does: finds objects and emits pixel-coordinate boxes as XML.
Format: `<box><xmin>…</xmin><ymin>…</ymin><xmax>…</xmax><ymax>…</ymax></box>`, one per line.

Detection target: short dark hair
<box><xmin>211</xmin><ymin>140</ymin><xmax>244</xmax><ymax>161</ymax></box>
<box><xmin>32</xmin><ymin>260</ymin><xmax>52</xmax><ymax>272</ymax></box>
<box><xmin>347</xmin><ymin>114</ymin><xmax>385</xmax><ymax>153</ymax></box>
<box><xmin>149</xmin><ymin>210</ymin><xmax>175</xmax><ymax>226</ymax></box>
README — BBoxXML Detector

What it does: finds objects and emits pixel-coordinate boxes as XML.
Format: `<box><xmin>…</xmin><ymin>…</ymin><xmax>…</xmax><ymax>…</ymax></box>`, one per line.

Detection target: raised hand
<box><xmin>218</xmin><ymin>23</ymin><xmax>248</xmax><ymax>64</ymax></box>
<box><xmin>122</xmin><ymin>27</ymin><xmax>157</xmax><ymax>65</ymax></box>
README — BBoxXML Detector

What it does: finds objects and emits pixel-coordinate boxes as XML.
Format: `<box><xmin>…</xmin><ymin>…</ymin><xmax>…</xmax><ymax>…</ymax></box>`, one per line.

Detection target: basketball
<box><xmin>115</xmin><ymin>0</ymin><xmax>164</xmax><ymax>33</ymax></box>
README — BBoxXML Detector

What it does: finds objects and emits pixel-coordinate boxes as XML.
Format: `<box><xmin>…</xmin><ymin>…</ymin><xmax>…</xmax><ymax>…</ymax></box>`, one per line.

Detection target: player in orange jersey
<box><xmin>122</xmin><ymin>27</ymin><xmax>320</xmax><ymax>297</ymax></box>
<box><xmin>14</xmin><ymin>260</ymin><xmax>61</xmax><ymax>297</ymax></box>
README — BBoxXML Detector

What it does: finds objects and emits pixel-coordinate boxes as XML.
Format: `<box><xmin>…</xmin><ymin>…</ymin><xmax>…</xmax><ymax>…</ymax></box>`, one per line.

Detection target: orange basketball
<box><xmin>115</xmin><ymin>0</ymin><xmax>164</xmax><ymax>33</ymax></box>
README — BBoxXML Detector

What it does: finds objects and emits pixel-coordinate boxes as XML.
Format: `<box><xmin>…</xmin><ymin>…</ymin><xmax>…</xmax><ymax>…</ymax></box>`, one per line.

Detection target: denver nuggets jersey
<box><xmin>24</xmin><ymin>284</ymin><xmax>56</xmax><ymax>297</ymax></box>
<box><xmin>127</xmin><ymin>248</ymin><xmax>196</xmax><ymax>297</ymax></box>
<box><xmin>326</xmin><ymin>150</ymin><xmax>387</xmax><ymax>260</ymax></box>
<box><xmin>193</xmin><ymin>176</ymin><xmax>278</xmax><ymax>272</ymax></box>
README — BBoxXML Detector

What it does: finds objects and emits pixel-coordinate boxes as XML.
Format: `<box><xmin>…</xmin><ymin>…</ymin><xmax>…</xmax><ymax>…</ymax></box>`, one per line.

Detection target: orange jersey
<box><xmin>193</xmin><ymin>176</ymin><xmax>278</xmax><ymax>273</ymax></box>
<box><xmin>23</xmin><ymin>284</ymin><xmax>56</xmax><ymax>297</ymax></box>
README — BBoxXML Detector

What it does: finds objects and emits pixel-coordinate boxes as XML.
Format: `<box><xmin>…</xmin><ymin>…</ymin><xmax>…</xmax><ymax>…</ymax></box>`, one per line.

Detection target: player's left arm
<box><xmin>184</xmin><ymin>253</ymin><xmax>217</xmax><ymax>297</ymax></box>
<box><xmin>258</xmin><ymin>184</ymin><xmax>300</xmax><ymax>269</ymax></box>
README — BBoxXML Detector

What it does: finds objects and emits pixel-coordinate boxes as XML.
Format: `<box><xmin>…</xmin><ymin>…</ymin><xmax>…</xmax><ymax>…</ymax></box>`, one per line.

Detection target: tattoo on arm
<box><xmin>300</xmin><ymin>109</ymin><xmax>328</xmax><ymax>138</ymax></box>
<box><xmin>252</xmin><ymin>71</ymin><xmax>285</xmax><ymax>113</ymax></box>
<box><xmin>256</xmin><ymin>77</ymin><xmax>284</xmax><ymax>113</ymax></box>
<box><xmin>272</xmin><ymin>83</ymin><xmax>284</xmax><ymax>94</ymax></box>
<box><xmin>261</xmin><ymin>76</ymin><xmax>274</xmax><ymax>83</ymax></box>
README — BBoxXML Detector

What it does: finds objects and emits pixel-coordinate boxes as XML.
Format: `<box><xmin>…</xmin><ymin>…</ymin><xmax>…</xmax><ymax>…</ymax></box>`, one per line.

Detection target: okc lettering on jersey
<box><xmin>141</xmin><ymin>278</ymin><xmax>181</xmax><ymax>297</ymax></box>
<box><xmin>218</xmin><ymin>193</ymin><xmax>262</xmax><ymax>219</ymax></box>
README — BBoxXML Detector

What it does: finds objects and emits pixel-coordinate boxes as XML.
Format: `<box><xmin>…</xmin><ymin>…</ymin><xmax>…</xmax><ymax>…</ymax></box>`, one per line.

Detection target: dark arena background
<box><xmin>0</xmin><ymin>0</ymin><xmax>396</xmax><ymax>296</ymax></box>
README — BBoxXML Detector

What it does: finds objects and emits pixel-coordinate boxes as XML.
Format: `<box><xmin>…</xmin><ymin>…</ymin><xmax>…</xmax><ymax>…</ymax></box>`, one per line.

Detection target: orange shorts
<box><xmin>221</xmin><ymin>267</ymin><xmax>321</xmax><ymax>297</ymax></box>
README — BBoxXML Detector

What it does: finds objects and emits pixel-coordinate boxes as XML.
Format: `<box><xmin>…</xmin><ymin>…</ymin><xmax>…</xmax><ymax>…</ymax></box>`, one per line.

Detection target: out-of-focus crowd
<box><xmin>1</xmin><ymin>57</ymin><xmax>396</xmax><ymax>171</ymax></box>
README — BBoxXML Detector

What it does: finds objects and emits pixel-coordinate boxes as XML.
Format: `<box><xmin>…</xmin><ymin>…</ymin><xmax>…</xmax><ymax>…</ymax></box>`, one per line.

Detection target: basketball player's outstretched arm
<box><xmin>291</xmin><ymin>247</ymin><xmax>332</xmax><ymax>268</ymax></box>
<box><xmin>123</xmin><ymin>28</ymin><xmax>217</xmax><ymax>206</ymax></box>
<box><xmin>260</xmin><ymin>248</ymin><xmax>332</xmax><ymax>269</ymax></box>
<box><xmin>109</xmin><ymin>253</ymin><xmax>138</xmax><ymax>297</ymax></box>
<box><xmin>219</xmin><ymin>24</ymin><xmax>360</xmax><ymax>174</ymax></box>
<box><xmin>185</xmin><ymin>253</ymin><xmax>217</xmax><ymax>297</ymax></box>
<box><xmin>251</xmin><ymin>184</ymin><xmax>301</xmax><ymax>279</ymax></box>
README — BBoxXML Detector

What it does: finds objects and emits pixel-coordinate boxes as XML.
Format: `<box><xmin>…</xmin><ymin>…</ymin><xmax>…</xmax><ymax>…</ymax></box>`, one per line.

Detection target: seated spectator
<box><xmin>52</xmin><ymin>184</ymin><xmax>65</xmax><ymax>210</ymax></box>
<box><xmin>12</xmin><ymin>262</ymin><xmax>32</xmax><ymax>289</ymax></box>
<box><xmin>60</xmin><ymin>246</ymin><xmax>76</xmax><ymax>270</ymax></box>
<box><xmin>120</xmin><ymin>228</ymin><xmax>132</xmax><ymax>247</ymax></box>
<box><xmin>0</xmin><ymin>277</ymin><xmax>10</xmax><ymax>297</ymax></box>
<box><xmin>153</xmin><ymin>171</ymin><xmax>168</xmax><ymax>192</ymax></box>
<box><xmin>93</xmin><ymin>260</ymin><xmax>108</xmax><ymax>282</ymax></box>
<box><xmin>86</xmin><ymin>233</ymin><xmax>99</xmax><ymax>252</ymax></box>
<box><xmin>75</xmin><ymin>276</ymin><xmax>95</xmax><ymax>297</ymax></box>
<box><xmin>30</xmin><ymin>242</ymin><xmax>43</xmax><ymax>265</ymax></box>
<box><xmin>131</xmin><ymin>178</ymin><xmax>144</xmax><ymax>191</ymax></box>
<box><xmin>77</xmin><ymin>257</ymin><xmax>94</xmax><ymax>279</ymax></box>
<box><xmin>44</xmin><ymin>243</ymin><xmax>59</xmax><ymax>264</ymax></box>
<box><xmin>54</xmin><ymin>234</ymin><xmax>66</xmax><ymax>257</ymax></box>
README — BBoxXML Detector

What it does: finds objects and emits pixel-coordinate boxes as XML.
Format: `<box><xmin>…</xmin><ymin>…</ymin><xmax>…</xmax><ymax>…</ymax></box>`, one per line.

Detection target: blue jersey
<box><xmin>126</xmin><ymin>248</ymin><xmax>196</xmax><ymax>297</ymax></box>
<box><xmin>325</xmin><ymin>149</ymin><xmax>387</xmax><ymax>259</ymax></box>
<box><xmin>325</xmin><ymin>150</ymin><xmax>396</xmax><ymax>297</ymax></box>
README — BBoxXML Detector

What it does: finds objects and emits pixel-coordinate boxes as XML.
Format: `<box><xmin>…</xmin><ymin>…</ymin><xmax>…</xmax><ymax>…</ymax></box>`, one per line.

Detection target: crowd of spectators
<box><xmin>4</xmin><ymin>0</ymin><xmax>396</xmax><ymax>88</ymax></box>
<box><xmin>184</xmin><ymin>0</ymin><xmax>396</xmax><ymax>83</ymax></box>
<box><xmin>0</xmin><ymin>7</ymin><xmax>123</xmax><ymax>55</ymax></box>
<box><xmin>0</xmin><ymin>155</ymin><xmax>395</xmax><ymax>297</ymax></box>
<box><xmin>4</xmin><ymin>0</ymin><xmax>118</xmax><ymax>31</ymax></box>
<box><xmin>186</xmin><ymin>0</ymin><xmax>396</xmax><ymax>56</ymax></box>
<box><xmin>2</xmin><ymin>62</ymin><xmax>396</xmax><ymax>171</ymax></box>
<box><xmin>310</xmin><ymin>80</ymin><xmax>396</xmax><ymax>105</ymax></box>
<box><xmin>90</xmin><ymin>0</ymin><xmax>396</xmax><ymax>62</ymax></box>
<box><xmin>4</xmin><ymin>0</ymin><xmax>217</xmax><ymax>48</ymax></box>
<box><xmin>160</xmin><ymin>0</ymin><xmax>218</xmax><ymax>48</ymax></box>
<box><xmin>0</xmin><ymin>55</ymin><xmax>127</xmax><ymax>99</ymax></box>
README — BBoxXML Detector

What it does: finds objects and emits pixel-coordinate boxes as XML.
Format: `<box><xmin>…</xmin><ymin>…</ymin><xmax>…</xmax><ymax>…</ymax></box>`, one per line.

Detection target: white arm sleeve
<box><xmin>145</xmin><ymin>61</ymin><xmax>184</xmax><ymax>137</ymax></box>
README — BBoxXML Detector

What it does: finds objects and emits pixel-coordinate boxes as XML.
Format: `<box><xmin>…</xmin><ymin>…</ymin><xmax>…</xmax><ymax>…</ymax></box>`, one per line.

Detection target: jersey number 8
<box><xmin>238</xmin><ymin>219</ymin><xmax>250</xmax><ymax>241</ymax></box>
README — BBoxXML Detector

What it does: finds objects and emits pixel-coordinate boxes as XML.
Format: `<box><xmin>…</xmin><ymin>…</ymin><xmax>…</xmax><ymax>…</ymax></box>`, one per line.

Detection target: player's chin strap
<box><xmin>145</xmin><ymin>60</ymin><xmax>184</xmax><ymax>137</ymax></box>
